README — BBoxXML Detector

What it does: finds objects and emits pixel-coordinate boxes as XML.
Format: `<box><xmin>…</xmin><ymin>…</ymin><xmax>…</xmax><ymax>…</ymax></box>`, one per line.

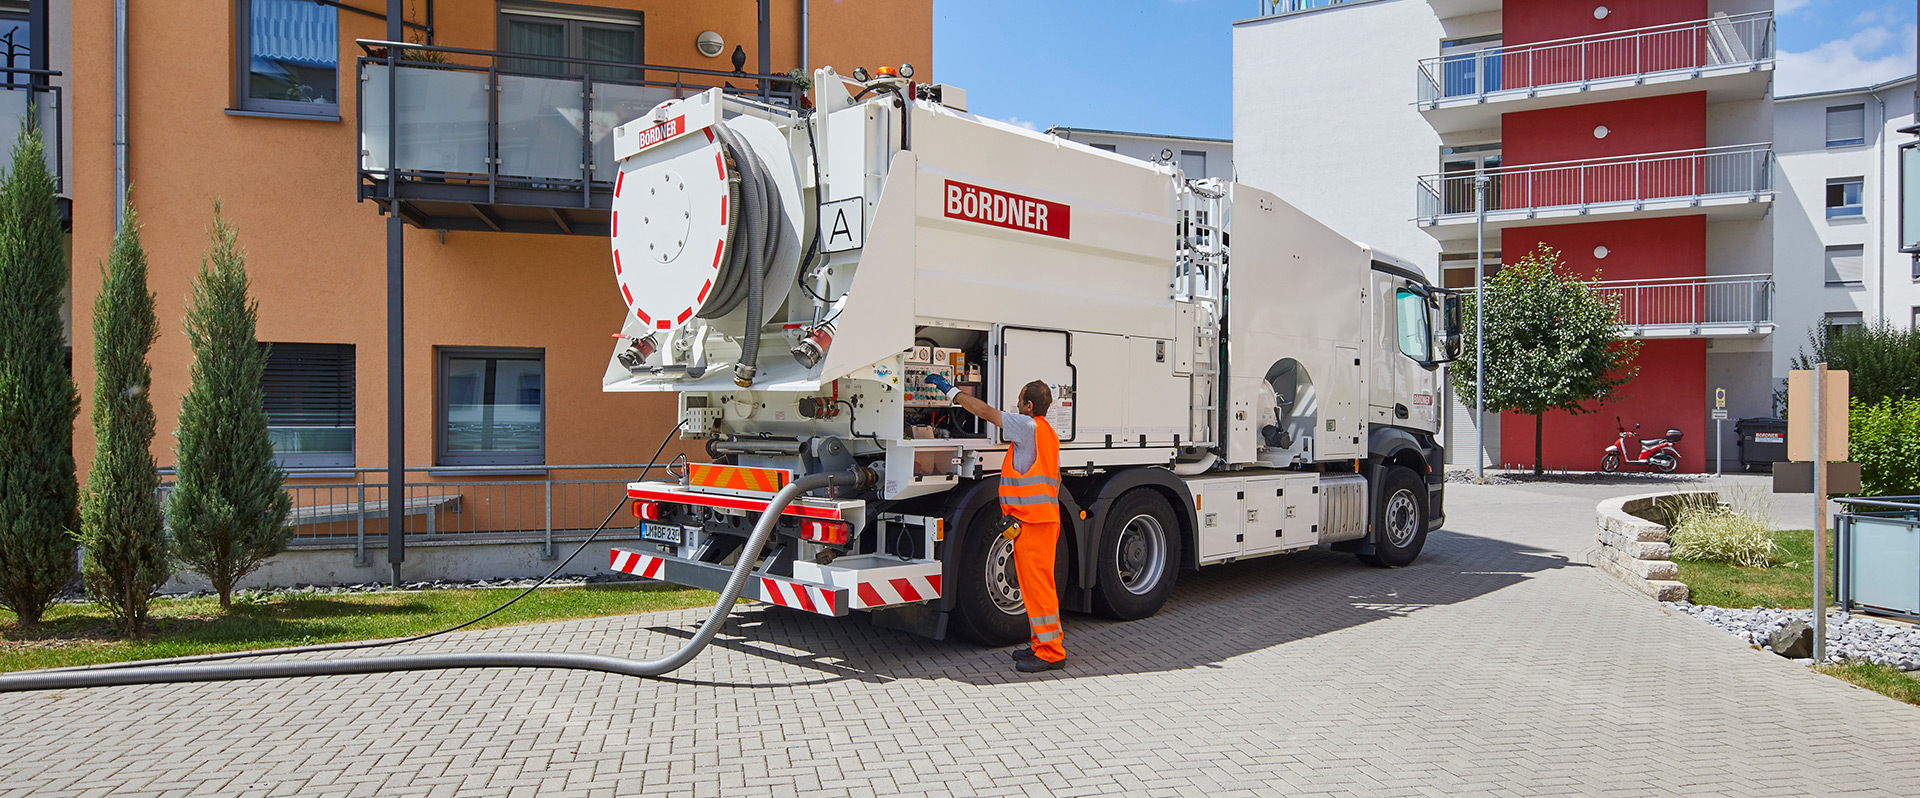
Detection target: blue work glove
<box><xmin>925</xmin><ymin>373</ymin><xmax>959</xmax><ymax>399</ymax></box>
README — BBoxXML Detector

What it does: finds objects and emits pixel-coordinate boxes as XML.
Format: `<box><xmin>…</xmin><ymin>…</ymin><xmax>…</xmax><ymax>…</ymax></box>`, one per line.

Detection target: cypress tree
<box><xmin>168</xmin><ymin>203</ymin><xmax>291</xmax><ymax>610</ymax></box>
<box><xmin>77</xmin><ymin>196</ymin><xmax>169</xmax><ymax>635</ymax></box>
<box><xmin>0</xmin><ymin>125</ymin><xmax>79</xmax><ymax>626</ymax></box>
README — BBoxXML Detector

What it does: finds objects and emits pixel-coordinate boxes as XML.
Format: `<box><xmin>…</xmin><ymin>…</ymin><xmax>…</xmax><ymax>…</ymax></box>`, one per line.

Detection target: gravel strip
<box><xmin>1668</xmin><ymin>601</ymin><xmax>1920</xmax><ymax>670</ymax></box>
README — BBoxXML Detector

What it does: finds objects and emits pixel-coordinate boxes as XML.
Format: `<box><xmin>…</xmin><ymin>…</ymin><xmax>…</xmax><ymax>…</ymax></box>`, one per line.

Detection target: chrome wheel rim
<box><xmin>1114</xmin><ymin>513</ymin><xmax>1169</xmax><ymax>596</ymax></box>
<box><xmin>1385</xmin><ymin>490</ymin><xmax>1419</xmax><ymax>548</ymax></box>
<box><xmin>986</xmin><ymin>534</ymin><xmax>1024</xmax><ymax>615</ymax></box>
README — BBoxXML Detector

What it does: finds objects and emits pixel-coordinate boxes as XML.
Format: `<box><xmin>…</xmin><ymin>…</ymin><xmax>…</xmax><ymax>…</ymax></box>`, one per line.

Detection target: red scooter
<box><xmin>1601</xmin><ymin>417</ymin><xmax>1682</xmax><ymax>473</ymax></box>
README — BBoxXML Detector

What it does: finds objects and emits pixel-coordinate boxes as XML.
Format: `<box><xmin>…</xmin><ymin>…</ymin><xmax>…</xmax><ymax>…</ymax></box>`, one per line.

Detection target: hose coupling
<box><xmin>732</xmin><ymin>363</ymin><xmax>756</xmax><ymax>387</ymax></box>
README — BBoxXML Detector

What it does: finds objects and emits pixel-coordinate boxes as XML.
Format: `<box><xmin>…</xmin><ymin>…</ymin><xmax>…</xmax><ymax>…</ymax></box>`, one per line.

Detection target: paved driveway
<box><xmin>4</xmin><ymin>476</ymin><xmax>1918</xmax><ymax>797</ymax></box>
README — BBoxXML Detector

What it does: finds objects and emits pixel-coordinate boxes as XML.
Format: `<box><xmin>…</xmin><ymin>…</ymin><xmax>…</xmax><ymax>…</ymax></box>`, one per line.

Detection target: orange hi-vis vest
<box><xmin>999</xmin><ymin>416</ymin><xmax>1060</xmax><ymax>524</ymax></box>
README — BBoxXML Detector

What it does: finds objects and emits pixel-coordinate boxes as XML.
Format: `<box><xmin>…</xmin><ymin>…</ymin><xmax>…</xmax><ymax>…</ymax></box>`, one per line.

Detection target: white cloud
<box><xmin>1776</xmin><ymin>24</ymin><xmax>1917</xmax><ymax>95</ymax></box>
<box><xmin>1776</xmin><ymin>0</ymin><xmax>1812</xmax><ymax>14</ymax></box>
<box><xmin>999</xmin><ymin>116</ymin><xmax>1039</xmax><ymax>131</ymax></box>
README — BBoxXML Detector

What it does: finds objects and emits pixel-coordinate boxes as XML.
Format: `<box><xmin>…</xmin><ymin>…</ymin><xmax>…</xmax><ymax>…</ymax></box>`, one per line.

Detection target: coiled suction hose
<box><xmin>0</xmin><ymin>468</ymin><xmax>875</xmax><ymax>693</ymax></box>
<box><xmin>699</xmin><ymin>123</ymin><xmax>786</xmax><ymax>387</ymax></box>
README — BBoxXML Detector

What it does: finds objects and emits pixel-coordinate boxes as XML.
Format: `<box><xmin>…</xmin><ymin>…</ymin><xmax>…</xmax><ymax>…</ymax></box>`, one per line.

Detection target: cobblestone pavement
<box><xmin>6</xmin><ymin>479</ymin><xmax>1920</xmax><ymax>797</ymax></box>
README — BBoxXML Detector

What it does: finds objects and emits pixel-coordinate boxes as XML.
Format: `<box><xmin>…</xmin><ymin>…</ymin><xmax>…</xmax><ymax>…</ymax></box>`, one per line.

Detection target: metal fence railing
<box><xmin>1416</xmin><ymin>12</ymin><xmax>1774</xmax><ymax>104</ymax></box>
<box><xmin>1257</xmin><ymin>0</ymin><xmax>1359</xmax><ymax>14</ymax></box>
<box><xmin>158</xmin><ymin>463</ymin><xmax>667</xmax><ymax>566</ymax></box>
<box><xmin>1837</xmin><ymin>496</ymin><xmax>1920</xmax><ymax>621</ymax></box>
<box><xmin>355</xmin><ymin>39</ymin><xmax>802</xmax><ymax>212</ymax></box>
<box><xmin>1591</xmin><ymin>273</ymin><xmax>1773</xmax><ymax>333</ymax></box>
<box><xmin>1416</xmin><ymin>143</ymin><xmax>1773</xmax><ymax>223</ymax></box>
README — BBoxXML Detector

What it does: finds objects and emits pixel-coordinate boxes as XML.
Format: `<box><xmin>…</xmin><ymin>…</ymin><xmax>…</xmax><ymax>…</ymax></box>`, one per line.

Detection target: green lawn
<box><xmin>1673</xmin><ymin>529</ymin><xmax>1832</xmax><ymax>609</ymax></box>
<box><xmin>1819</xmin><ymin>662</ymin><xmax>1920</xmax><ymax>708</ymax></box>
<box><xmin>0</xmin><ymin>584</ymin><xmax>715</xmax><ymax>673</ymax></box>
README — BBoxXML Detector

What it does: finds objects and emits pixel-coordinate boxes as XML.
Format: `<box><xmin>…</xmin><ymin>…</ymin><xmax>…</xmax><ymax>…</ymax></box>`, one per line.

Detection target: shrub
<box><xmin>0</xmin><ymin>124</ymin><xmax>79</xmax><ymax>626</ymax></box>
<box><xmin>1791</xmin><ymin>321</ymin><xmax>1920</xmax><ymax>405</ymax></box>
<box><xmin>1669</xmin><ymin>495</ymin><xmax>1779</xmax><ymax>568</ymax></box>
<box><xmin>1851</xmin><ymin>396</ymin><xmax>1920</xmax><ymax>497</ymax></box>
<box><xmin>76</xmin><ymin>196</ymin><xmax>170</xmax><ymax>636</ymax></box>
<box><xmin>168</xmin><ymin>204</ymin><xmax>292</xmax><ymax>610</ymax></box>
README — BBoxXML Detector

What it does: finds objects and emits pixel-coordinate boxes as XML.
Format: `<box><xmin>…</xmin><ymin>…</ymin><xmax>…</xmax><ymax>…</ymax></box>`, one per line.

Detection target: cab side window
<box><xmin>1395</xmin><ymin>290</ymin><xmax>1431</xmax><ymax>361</ymax></box>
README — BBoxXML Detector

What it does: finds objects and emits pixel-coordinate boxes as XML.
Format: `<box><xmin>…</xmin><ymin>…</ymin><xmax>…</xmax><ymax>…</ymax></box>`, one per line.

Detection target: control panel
<box><xmin>904</xmin><ymin>346</ymin><xmax>976</xmax><ymax>407</ymax></box>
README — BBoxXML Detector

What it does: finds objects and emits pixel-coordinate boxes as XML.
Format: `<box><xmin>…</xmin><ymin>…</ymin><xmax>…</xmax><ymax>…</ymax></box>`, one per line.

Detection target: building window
<box><xmin>1824</xmin><ymin>311</ymin><xmax>1864</xmax><ymax>334</ymax></box>
<box><xmin>1826</xmin><ymin>178</ymin><xmax>1864</xmax><ymax>219</ymax></box>
<box><xmin>438</xmin><ymin>347</ymin><xmax>544</xmax><ymax>466</ymax></box>
<box><xmin>499</xmin><ymin>1</ymin><xmax>643</xmax><ymax>80</ymax></box>
<box><xmin>263</xmin><ymin>343</ymin><xmax>355</xmax><ymax>469</ymax></box>
<box><xmin>1826</xmin><ymin>104</ymin><xmax>1866</xmax><ymax>147</ymax></box>
<box><xmin>235</xmin><ymin>0</ymin><xmax>339</xmax><ymax>116</ymax></box>
<box><xmin>1440</xmin><ymin>250</ymin><xmax>1500</xmax><ymax>289</ymax></box>
<box><xmin>1824</xmin><ymin>245</ymin><xmax>1865</xmax><ymax>287</ymax></box>
<box><xmin>1181</xmin><ymin>150</ymin><xmax>1208</xmax><ymax>178</ymax></box>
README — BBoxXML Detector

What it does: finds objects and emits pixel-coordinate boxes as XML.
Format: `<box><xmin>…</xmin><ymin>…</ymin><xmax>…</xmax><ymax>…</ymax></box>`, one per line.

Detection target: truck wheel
<box><xmin>1091</xmin><ymin>490</ymin><xmax>1179</xmax><ymax>620</ymax></box>
<box><xmin>1357</xmin><ymin>466</ymin><xmax>1427</xmax><ymax>568</ymax></box>
<box><xmin>951</xmin><ymin>511</ymin><xmax>1048</xmax><ymax>646</ymax></box>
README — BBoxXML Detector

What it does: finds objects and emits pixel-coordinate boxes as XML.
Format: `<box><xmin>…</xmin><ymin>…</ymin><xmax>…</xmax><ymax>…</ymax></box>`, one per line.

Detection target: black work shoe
<box><xmin>1014</xmin><ymin>655</ymin><xmax>1066</xmax><ymax>673</ymax></box>
<box><xmin>1008</xmin><ymin>646</ymin><xmax>1033</xmax><ymax>661</ymax></box>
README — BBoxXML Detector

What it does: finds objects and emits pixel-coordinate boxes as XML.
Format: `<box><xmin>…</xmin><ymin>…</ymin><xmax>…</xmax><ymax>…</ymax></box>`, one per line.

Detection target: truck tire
<box><xmin>1091</xmin><ymin>489</ymin><xmax>1179</xmax><ymax>620</ymax></box>
<box><xmin>950</xmin><ymin>510</ymin><xmax>1065</xmax><ymax>647</ymax></box>
<box><xmin>1357</xmin><ymin>466</ymin><xmax>1427</xmax><ymax>568</ymax></box>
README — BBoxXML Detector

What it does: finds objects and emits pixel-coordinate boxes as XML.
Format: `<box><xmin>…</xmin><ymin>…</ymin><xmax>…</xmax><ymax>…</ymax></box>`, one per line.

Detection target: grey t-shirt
<box><xmin>1002</xmin><ymin>412</ymin><xmax>1038</xmax><ymax>473</ymax></box>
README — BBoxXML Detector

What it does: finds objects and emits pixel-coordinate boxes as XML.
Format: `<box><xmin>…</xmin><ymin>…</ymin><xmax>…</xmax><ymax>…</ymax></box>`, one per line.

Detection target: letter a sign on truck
<box><xmin>944</xmin><ymin>180</ymin><xmax>1071</xmax><ymax>239</ymax></box>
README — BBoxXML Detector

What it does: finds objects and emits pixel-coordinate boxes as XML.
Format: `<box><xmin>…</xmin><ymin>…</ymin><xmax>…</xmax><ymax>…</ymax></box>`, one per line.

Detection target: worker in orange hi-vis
<box><xmin>926</xmin><ymin>373</ymin><xmax>1066</xmax><ymax>672</ymax></box>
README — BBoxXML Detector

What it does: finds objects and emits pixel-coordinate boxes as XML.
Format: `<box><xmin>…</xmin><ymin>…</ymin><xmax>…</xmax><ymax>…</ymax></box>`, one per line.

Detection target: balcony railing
<box><xmin>1593</xmin><ymin>273</ymin><xmax>1773</xmax><ymax>335</ymax></box>
<box><xmin>0</xmin><ymin>67</ymin><xmax>62</xmax><ymax>196</ymax></box>
<box><xmin>1417</xmin><ymin>12</ymin><xmax>1774</xmax><ymax>105</ymax></box>
<box><xmin>355</xmin><ymin>39</ymin><xmax>801</xmax><ymax>235</ymax></box>
<box><xmin>1416</xmin><ymin>144</ymin><xmax>1773</xmax><ymax>224</ymax></box>
<box><xmin>1257</xmin><ymin>0</ymin><xmax>1361</xmax><ymax>14</ymax></box>
<box><xmin>159</xmin><ymin>463</ymin><xmax>666</xmax><ymax>565</ymax></box>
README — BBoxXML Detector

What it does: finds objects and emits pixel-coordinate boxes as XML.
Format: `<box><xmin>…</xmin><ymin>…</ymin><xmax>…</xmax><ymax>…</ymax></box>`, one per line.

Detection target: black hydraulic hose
<box><xmin>0</xmin><ymin>468</ymin><xmax>874</xmax><ymax>693</ymax></box>
<box><xmin>63</xmin><ymin>420</ymin><xmax>691</xmax><ymax>675</ymax></box>
<box><xmin>712</xmin><ymin>123</ymin><xmax>782</xmax><ymax>387</ymax></box>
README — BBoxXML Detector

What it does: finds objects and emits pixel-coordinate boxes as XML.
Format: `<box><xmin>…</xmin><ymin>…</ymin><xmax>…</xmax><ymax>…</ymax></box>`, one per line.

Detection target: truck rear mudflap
<box><xmin>609</xmin><ymin>548</ymin><xmax>942</xmax><ymax>617</ymax></box>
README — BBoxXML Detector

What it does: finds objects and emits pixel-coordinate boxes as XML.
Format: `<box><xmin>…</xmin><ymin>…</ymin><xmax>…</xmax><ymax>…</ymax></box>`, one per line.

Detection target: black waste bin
<box><xmin>1735</xmin><ymin>416</ymin><xmax>1788</xmax><ymax>472</ymax></box>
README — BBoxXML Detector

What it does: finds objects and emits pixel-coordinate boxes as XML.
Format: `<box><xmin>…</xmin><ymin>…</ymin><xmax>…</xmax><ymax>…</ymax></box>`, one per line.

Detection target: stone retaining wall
<box><xmin>1594</xmin><ymin>491</ymin><xmax>1715</xmax><ymax>602</ymax></box>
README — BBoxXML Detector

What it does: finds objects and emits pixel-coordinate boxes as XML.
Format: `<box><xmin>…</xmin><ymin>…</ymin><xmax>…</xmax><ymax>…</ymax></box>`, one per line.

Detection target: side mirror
<box><xmin>1435</xmin><ymin>292</ymin><xmax>1465</xmax><ymax>363</ymax></box>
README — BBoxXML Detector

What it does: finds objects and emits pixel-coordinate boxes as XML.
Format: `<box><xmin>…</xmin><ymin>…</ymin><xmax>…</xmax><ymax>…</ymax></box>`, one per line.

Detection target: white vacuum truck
<box><xmin>601</xmin><ymin>68</ymin><xmax>1464</xmax><ymax>645</ymax></box>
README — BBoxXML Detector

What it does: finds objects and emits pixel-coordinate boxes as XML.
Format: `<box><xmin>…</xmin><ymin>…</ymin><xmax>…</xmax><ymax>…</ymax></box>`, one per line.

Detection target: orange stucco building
<box><xmin>63</xmin><ymin>0</ymin><xmax>932</xmax><ymax>490</ymax></box>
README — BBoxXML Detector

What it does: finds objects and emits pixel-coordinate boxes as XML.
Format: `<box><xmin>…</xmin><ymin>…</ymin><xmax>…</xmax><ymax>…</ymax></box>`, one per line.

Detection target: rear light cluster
<box><xmin>800</xmin><ymin>518</ymin><xmax>850</xmax><ymax>546</ymax></box>
<box><xmin>631</xmin><ymin>500</ymin><xmax>663</xmax><ymax>521</ymax></box>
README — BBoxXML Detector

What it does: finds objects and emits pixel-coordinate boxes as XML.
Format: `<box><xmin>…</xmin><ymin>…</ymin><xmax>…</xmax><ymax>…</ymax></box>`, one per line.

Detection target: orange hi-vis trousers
<box><xmin>1016</xmin><ymin>520</ymin><xmax>1065</xmax><ymax>662</ymax></box>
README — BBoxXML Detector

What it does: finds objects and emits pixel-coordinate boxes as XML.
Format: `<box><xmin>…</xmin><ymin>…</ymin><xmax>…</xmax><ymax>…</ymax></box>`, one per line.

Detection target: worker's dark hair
<box><xmin>1019</xmin><ymin>380</ymin><xmax>1051</xmax><ymax>417</ymax></box>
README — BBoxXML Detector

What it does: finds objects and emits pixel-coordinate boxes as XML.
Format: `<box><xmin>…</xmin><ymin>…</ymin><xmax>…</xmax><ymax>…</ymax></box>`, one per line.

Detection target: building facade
<box><xmin>1235</xmin><ymin>0</ymin><xmax>1778</xmax><ymax>472</ymax></box>
<box><xmin>60</xmin><ymin>2</ymin><xmax>930</xmax><ymax>557</ymax></box>
<box><xmin>1043</xmin><ymin>127</ymin><xmax>1235</xmax><ymax>182</ymax></box>
<box><xmin>1772</xmin><ymin>76</ymin><xmax>1919</xmax><ymax>382</ymax></box>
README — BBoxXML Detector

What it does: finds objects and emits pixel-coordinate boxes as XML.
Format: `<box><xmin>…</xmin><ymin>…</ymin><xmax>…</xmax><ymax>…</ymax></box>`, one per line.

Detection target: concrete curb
<box><xmin>1594</xmin><ymin>490</ymin><xmax>1716</xmax><ymax>602</ymax></box>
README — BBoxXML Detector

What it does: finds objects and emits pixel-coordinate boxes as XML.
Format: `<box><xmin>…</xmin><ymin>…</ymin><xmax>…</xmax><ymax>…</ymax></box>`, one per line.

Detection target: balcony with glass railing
<box><xmin>1415</xmin><ymin>143</ymin><xmax>1773</xmax><ymax>239</ymax></box>
<box><xmin>355</xmin><ymin>40</ymin><xmax>801</xmax><ymax>237</ymax></box>
<box><xmin>1415</xmin><ymin>13</ymin><xmax>1774</xmax><ymax>133</ymax></box>
<box><xmin>1465</xmin><ymin>273</ymin><xmax>1774</xmax><ymax>338</ymax></box>
<box><xmin>0</xmin><ymin>67</ymin><xmax>63</xmax><ymax>200</ymax></box>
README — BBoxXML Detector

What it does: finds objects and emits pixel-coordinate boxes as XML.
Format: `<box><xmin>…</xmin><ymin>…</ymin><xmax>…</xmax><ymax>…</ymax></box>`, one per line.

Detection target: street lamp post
<box><xmin>1474</xmin><ymin>175</ymin><xmax>1488</xmax><ymax>482</ymax></box>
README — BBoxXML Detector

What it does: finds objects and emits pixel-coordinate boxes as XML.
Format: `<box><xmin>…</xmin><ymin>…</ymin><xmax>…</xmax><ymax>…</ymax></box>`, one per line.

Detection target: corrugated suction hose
<box><xmin>0</xmin><ymin>468</ymin><xmax>874</xmax><ymax>693</ymax></box>
<box><xmin>699</xmin><ymin>124</ymin><xmax>785</xmax><ymax>387</ymax></box>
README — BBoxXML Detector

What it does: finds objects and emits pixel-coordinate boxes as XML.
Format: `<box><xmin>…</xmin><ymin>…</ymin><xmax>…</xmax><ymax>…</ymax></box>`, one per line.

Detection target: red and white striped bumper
<box><xmin>609</xmin><ymin>548</ymin><xmax>941</xmax><ymax>617</ymax></box>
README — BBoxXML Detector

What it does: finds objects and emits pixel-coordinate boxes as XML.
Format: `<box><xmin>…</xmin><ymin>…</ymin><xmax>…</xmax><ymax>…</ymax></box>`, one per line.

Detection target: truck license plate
<box><xmin>641</xmin><ymin>523</ymin><xmax>683</xmax><ymax>544</ymax></box>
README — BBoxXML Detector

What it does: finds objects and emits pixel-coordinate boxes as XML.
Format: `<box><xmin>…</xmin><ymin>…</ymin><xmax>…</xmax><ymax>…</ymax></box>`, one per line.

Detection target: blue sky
<box><xmin>931</xmin><ymin>0</ymin><xmax>1919</xmax><ymax>139</ymax></box>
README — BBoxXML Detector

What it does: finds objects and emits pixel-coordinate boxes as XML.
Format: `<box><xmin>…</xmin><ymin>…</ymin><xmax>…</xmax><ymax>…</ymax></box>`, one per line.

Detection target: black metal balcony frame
<box><xmin>0</xmin><ymin>66</ymin><xmax>63</xmax><ymax>197</ymax></box>
<box><xmin>355</xmin><ymin>39</ymin><xmax>801</xmax><ymax>236</ymax></box>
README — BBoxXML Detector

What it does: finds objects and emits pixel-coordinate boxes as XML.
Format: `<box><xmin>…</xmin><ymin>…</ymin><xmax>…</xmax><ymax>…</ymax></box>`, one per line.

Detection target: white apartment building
<box><xmin>1233</xmin><ymin>0</ymin><xmax>1779</xmax><ymax>472</ymax></box>
<box><xmin>1043</xmin><ymin>127</ymin><xmax>1235</xmax><ymax>181</ymax></box>
<box><xmin>1772</xmin><ymin>76</ymin><xmax>1919</xmax><ymax>391</ymax></box>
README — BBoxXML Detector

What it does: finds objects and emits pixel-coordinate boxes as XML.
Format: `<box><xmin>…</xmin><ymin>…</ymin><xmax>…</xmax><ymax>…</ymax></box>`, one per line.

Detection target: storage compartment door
<box><xmin>992</xmin><ymin>326</ymin><xmax>1076</xmax><ymax>442</ymax></box>
<box><xmin>1196</xmin><ymin>481</ymin><xmax>1245</xmax><ymax>563</ymax></box>
<box><xmin>1281</xmin><ymin>474</ymin><xmax>1322</xmax><ymax>548</ymax></box>
<box><xmin>1242</xmin><ymin>477</ymin><xmax>1286</xmax><ymax>556</ymax></box>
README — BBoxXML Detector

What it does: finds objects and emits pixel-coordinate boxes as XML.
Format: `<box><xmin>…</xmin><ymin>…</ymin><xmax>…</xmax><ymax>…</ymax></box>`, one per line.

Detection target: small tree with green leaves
<box><xmin>168</xmin><ymin>204</ymin><xmax>291</xmax><ymax>610</ymax></box>
<box><xmin>77</xmin><ymin>196</ymin><xmax>170</xmax><ymax>635</ymax></box>
<box><xmin>1790</xmin><ymin>320</ymin><xmax>1920</xmax><ymax>405</ymax></box>
<box><xmin>0</xmin><ymin>125</ymin><xmax>78</xmax><ymax>625</ymax></box>
<box><xmin>1450</xmin><ymin>245</ymin><xmax>1641</xmax><ymax>475</ymax></box>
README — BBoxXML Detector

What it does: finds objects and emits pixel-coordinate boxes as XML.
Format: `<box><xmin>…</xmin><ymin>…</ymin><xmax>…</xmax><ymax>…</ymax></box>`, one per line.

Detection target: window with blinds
<box><xmin>1826</xmin><ymin>104</ymin><xmax>1866</xmax><ymax>147</ymax></box>
<box><xmin>1824</xmin><ymin>245</ymin><xmax>1864</xmax><ymax>287</ymax></box>
<box><xmin>263</xmin><ymin>343</ymin><xmax>355</xmax><ymax>468</ymax></box>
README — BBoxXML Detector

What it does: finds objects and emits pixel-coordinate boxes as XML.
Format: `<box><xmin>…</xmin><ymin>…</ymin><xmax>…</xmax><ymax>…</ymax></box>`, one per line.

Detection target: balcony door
<box><xmin>1439</xmin><ymin>34</ymin><xmax>1502</xmax><ymax>98</ymax></box>
<box><xmin>499</xmin><ymin>3</ymin><xmax>643</xmax><ymax>81</ymax></box>
<box><xmin>1441</xmin><ymin>144</ymin><xmax>1501</xmax><ymax>216</ymax></box>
